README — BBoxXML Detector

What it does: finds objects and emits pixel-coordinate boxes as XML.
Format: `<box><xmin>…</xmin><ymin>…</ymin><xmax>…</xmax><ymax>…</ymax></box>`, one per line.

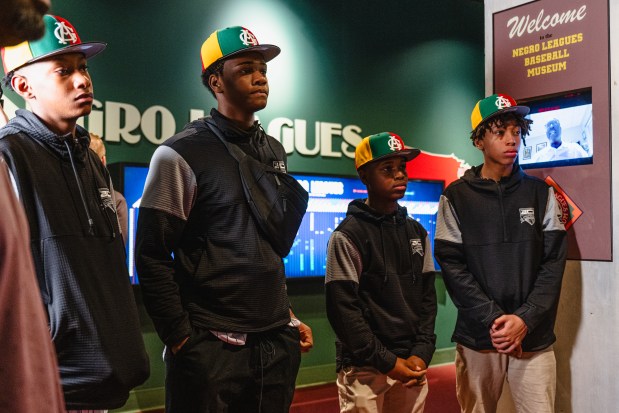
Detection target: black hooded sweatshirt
<box><xmin>434</xmin><ymin>164</ymin><xmax>567</xmax><ymax>351</ymax></box>
<box><xmin>325</xmin><ymin>199</ymin><xmax>437</xmax><ymax>373</ymax></box>
<box><xmin>0</xmin><ymin>110</ymin><xmax>149</xmax><ymax>410</ymax></box>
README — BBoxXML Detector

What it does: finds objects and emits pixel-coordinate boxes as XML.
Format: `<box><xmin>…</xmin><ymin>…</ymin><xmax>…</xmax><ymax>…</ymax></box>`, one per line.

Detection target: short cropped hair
<box><xmin>201</xmin><ymin>60</ymin><xmax>225</xmax><ymax>98</ymax></box>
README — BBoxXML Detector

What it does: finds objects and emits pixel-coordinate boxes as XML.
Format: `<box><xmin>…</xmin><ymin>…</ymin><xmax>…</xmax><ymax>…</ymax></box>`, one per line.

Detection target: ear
<box><xmin>358</xmin><ymin>168</ymin><xmax>368</xmax><ymax>185</ymax></box>
<box><xmin>474</xmin><ymin>137</ymin><xmax>484</xmax><ymax>151</ymax></box>
<box><xmin>208</xmin><ymin>73</ymin><xmax>223</xmax><ymax>94</ymax></box>
<box><xmin>11</xmin><ymin>73</ymin><xmax>34</xmax><ymax>100</ymax></box>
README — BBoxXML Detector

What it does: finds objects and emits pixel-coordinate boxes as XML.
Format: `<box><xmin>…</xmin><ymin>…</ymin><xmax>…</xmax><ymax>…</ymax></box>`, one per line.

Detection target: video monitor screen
<box><xmin>518</xmin><ymin>88</ymin><xmax>592</xmax><ymax>169</ymax></box>
<box><xmin>111</xmin><ymin>164</ymin><xmax>443</xmax><ymax>282</ymax></box>
<box><xmin>286</xmin><ymin>174</ymin><xmax>444</xmax><ymax>278</ymax></box>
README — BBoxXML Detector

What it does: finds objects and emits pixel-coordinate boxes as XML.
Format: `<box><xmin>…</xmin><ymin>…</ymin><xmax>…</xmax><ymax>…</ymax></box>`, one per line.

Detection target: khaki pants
<box><xmin>336</xmin><ymin>366</ymin><xmax>428</xmax><ymax>413</ymax></box>
<box><xmin>455</xmin><ymin>344</ymin><xmax>556</xmax><ymax>413</ymax></box>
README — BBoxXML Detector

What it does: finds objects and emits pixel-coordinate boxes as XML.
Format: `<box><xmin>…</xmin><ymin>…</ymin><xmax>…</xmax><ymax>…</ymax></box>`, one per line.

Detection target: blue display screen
<box><xmin>114</xmin><ymin>164</ymin><xmax>443</xmax><ymax>282</ymax></box>
<box><xmin>518</xmin><ymin>88</ymin><xmax>593</xmax><ymax>169</ymax></box>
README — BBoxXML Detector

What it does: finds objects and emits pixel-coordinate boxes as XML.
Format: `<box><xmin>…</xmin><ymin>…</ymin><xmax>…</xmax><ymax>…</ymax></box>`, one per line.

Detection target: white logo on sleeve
<box><xmin>410</xmin><ymin>239</ymin><xmax>424</xmax><ymax>256</ymax></box>
<box><xmin>519</xmin><ymin>208</ymin><xmax>535</xmax><ymax>226</ymax></box>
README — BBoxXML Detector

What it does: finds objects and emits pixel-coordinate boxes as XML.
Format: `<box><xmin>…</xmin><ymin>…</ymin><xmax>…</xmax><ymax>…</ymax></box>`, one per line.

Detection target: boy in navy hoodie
<box><xmin>326</xmin><ymin>132</ymin><xmax>437</xmax><ymax>413</ymax></box>
<box><xmin>0</xmin><ymin>14</ymin><xmax>149</xmax><ymax>412</ymax></box>
<box><xmin>434</xmin><ymin>93</ymin><xmax>567</xmax><ymax>413</ymax></box>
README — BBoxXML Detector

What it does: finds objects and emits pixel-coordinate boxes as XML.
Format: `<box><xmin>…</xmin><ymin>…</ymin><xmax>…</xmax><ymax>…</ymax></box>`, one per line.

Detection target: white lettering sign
<box><xmin>506</xmin><ymin>5</ymin><xmax>587</xmax><ymax>39</ymax></box>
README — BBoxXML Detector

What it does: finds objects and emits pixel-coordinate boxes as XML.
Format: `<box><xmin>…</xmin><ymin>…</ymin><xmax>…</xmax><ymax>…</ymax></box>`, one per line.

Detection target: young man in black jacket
<box><xmin>135</xmin><ymin>26</ymin><xmax>313</xmax><ymax>413</ymax></box>
<box><xmin>434</xmin><ymin>93</ymin><xmax>567</xmax><ymax>413</ymax></box>
<box><xmin>325</xmin><ymin>132</ymin><xmax>437</xmax><ymax>413</ymax></box>
<box><xmin>0</xmin><ymin>14</ymin><xmax>149</xmax><ymax>412</ymax></box>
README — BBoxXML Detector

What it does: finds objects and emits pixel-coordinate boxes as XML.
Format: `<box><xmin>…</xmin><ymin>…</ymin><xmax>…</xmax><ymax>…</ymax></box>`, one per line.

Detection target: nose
<box><xmin>74</xmin><ymin>71</ymin><xmax>91</xmax><ymax>89</ymax></box>
<box><xmin>253</xmin><ymin>70</ymin><xmax>267</xmax><ymax>85</ymax></box>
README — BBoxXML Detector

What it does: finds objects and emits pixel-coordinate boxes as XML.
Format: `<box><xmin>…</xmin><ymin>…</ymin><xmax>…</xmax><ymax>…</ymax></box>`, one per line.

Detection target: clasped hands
<box><xmin>490</xmin><ymin>314</ymin><xmax>528</xmax><ymax>358</ymax></box>
<box><xmin>387</xmin><ymin>355</ymin><xmax>427</xmax><ymax>387</ymax></box>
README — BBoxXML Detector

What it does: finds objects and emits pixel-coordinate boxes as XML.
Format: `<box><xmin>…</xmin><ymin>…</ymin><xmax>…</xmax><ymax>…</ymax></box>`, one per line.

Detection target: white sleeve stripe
<box><xmin>435</xmin><ymin>195</ymin><xmax>462</xmax><ymax>244</ymax></box>
<box><xmin>325</xmin><ymin>231</ymin><xmax>363</xmax><ymax>284</ymax></box>
<box><xmin>543</xmin><ymin>187</ymin><xmax>566</xmax><ymax>232</ymax></box>
<box><xmin>422</xmin><ymin>235</ymin><xmax>436</xmax><ymax>273</ymax></box>
<box><xmin>140</xmin><ymin>146</ymin><xmax>197</xmax><ymax>221</ymax></box>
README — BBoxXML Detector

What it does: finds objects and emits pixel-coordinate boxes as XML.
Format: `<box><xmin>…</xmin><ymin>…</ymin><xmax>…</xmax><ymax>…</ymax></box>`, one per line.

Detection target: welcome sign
<box><xmin>493</xmin><ymin>0</ymin><xmax>611</xmax><ymax>261</ymax></box>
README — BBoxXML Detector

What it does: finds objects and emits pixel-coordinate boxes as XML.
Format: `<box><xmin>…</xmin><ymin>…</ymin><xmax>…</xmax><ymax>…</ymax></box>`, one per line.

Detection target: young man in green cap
<box><xmin>135</xmin><ymin>26</ymin><xmax>313</xmax><ymax>412</ymax></box>
<box><xmin>0</xmin><ymin>3</ymin><xmax>65</xmax><ymax>412</ymax></box>
<box><xmin>434</xmin><ymin>93</ymin><xmax>567</xmax><ymax>412</ymax></box>
<box><xmin>325</xmin><ymin>132</ymin><xmax>437</xmax><ymax>413</ymax></box>
<box><xmin>0</xmin><ymin>14</ymin><xmax>149</xmax><ymax>412</ymax></box>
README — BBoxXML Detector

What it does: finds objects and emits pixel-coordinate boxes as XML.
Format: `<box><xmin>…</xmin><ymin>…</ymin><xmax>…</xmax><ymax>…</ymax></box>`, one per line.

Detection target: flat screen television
<box><xmin>109</xmin><ymin>163</ymin><xmax>444</xmax><ymax>282</ymax></box>
<box><xmin>518</xmin><ymin>88</ymin><xmax>592</xmax><ymax>169</ymax></box>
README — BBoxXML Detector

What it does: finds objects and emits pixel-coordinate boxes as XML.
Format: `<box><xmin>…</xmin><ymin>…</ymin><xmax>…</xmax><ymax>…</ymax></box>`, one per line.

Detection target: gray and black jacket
<box><xmin>325</xmin><ymin>200</ymin><xmax>437</xmax><ymax>373</ymax></box>
<box><xmin>135</xmin><ymin>109</ymin><xmax>291</xmax><ymax>348</ymax></box>
<box><xmin>434</xmin><ymin>164</ymin><xmax>567</xmax><ymax>352</ymax></box>
<box><xmin>0</xmin><ymin>110</ymin><xmax>149</xmax><ymax>410</ymax></box>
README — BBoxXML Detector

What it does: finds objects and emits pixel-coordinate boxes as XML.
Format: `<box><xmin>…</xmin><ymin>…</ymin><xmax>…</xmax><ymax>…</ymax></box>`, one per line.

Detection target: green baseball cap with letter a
<box><xmin>200</xmin><ymin>26</ymin><xmax>280</xmax><ymax>73</ymax></box>
<box><xmin>470</xmin><ymin>93</ymin><xmax>529</xmax><ymax>132</ymax></box>
<box><xmin>1</xmin><ymin>14</ymin><xmax>106</xmax><ymax>76</ymax></box>
<box><xmin>355</xmin><ymin>132</ymin><xmax>420</xmax><ymax>170</ymax></box>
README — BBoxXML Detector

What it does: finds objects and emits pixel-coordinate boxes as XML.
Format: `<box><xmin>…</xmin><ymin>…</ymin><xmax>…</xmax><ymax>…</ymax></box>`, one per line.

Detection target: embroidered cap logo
<box><xmin>54</xmin><ymin>21</ymin><xmax>78</xmax><ymax>45</ymax></box>
<box><xmin>495</xmin><ymin>95</ymin><xmax>513</xmax><ymax>110</ymax></box>
<box><xmin>388</xmin><ymin>135</ymin><xmax>404</xmax><ymax>152</ymax></box>
<box><xmin>239</xmin><ymin>29</ymin><xmax>259</xmax><ymax>47</ymax></box>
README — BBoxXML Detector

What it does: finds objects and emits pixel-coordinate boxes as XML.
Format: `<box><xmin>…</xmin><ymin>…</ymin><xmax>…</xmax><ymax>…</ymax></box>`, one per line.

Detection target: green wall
<box><xmin>3</xmin><ymin>1</ymin><xmax>484</xmax><ymax>411</ymax></box>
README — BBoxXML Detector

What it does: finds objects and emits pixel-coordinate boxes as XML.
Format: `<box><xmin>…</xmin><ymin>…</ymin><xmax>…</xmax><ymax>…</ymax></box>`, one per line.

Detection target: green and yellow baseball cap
<box><xmin>355</xmin><ymin>132</ymin><xmax>420</xmax><ymax>170</ymax></box>
<box><xmin>1</xmin><ymin>14</ymin><xmax>106</xmax><ymax>76</ymax></box>
<box><xmin>200</xmin><ymin>26</ymin><xmax>280</xmax><ymax>73</ymax></box>
<box><xmin>470</xmin><ymin>93</ymin><xmax>529</xmax><ymax>132</ymax></box>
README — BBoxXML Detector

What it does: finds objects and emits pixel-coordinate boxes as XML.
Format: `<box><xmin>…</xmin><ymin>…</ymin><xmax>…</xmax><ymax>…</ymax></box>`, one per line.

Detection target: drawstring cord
<box><xmin>257</xmin><ymin>337</ymin><xmax>275</xmax><ymax>412</ymax></box>
<box><xmin>62</xmin><ymin>138</ymin><xmax>95</xmax><ymax>235</ymax></box>
<box><xmin>404</xmin><ymin>221</ymin><xmax>417</xmax><ymax>284</ymax></box>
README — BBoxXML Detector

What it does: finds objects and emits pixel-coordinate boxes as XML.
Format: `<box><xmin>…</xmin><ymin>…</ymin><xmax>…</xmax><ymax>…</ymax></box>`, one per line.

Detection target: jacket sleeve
<box><xmin>513</xmin><ymin>187</ymin><xmax>567</xmax><ymax>330</ymax></box>
<box><xmin>410</xmin><ymin>234</ymin><xmax>437</xmax><ymax>366</ymax></box>
<box><xmin>325</xmin><ymin>231</ymin><xmax>397</xmax><ymax>374</ymax></box>
<box><xmin>135</xmin><ymin>145</ymin><xmax>197</xmax><ymax>347</ymax></box>
<box><xmin>434</xmin><ymin>194</ymin><xmax>505</xmax><ymax>328</ymax></box>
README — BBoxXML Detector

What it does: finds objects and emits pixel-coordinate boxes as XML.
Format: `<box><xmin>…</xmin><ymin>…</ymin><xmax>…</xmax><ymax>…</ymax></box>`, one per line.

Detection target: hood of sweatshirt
<box><xmin>461</xmin><ymin>163</ymin><xmax>525</xmax><ymax>194</ymax></box>
<box><xmin>346</xmin><ymin>198</ymin><xmax>410</xmax><ymax>225</ymax></box>
<box><xmin>3</xmin><ymin>109</ymin><xmax>91</xmax><ymax>162</ymax></box>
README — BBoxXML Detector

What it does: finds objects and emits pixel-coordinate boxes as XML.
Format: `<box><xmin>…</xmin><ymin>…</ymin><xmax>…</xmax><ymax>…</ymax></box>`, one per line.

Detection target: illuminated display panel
<box><xmin>110</xmin><ymin>164</ymin><xmax>444</xmax><ymax>281</ymax></box>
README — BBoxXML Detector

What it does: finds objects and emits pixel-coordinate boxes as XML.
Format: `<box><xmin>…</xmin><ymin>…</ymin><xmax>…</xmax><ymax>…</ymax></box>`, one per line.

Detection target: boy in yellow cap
<box><xmin>135</xmin><ymin>26</ymin><xmax>312</xmax><ymax>412</ymax></box>
<box><xmin>0</xmin><ymin>14</ymin><xmax>149</xmax><ymax>412</ymax></box>
<box><xmin>325</xmin><ymin>132</ymin><xmax>437</xmax><ymax>413</ymax></box>
<box><xmin>434</xmin><ymin>93</ymin><xmax>567</xmax><ymax>412</ymax></box>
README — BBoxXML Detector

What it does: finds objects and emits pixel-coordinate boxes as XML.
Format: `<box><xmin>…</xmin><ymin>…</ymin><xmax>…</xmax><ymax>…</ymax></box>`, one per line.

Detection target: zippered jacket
<box><xmin>434</xmin><ymin>164</ymin><xmax>567</xmax><ymax>351</ymax></box>
<box><xmin>135</xmin><ymin>109</ymin><xmax>291</xmax><ymax>348</ymax></box>
<box><xmin>325</xmin><ymin>200</ymin><xmax>437</xmax><ymax>373</ymax></box>
<box><xmin>0</xmin><ymin>110</ymin><xmax>149</xmax><ymax>410</ymax></box>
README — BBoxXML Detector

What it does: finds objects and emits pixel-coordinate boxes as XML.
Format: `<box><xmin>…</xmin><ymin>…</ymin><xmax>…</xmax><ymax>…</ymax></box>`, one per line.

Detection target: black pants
<box><xmin>164</xmin><ymin>325</ymin><xmax>301</xmax><ymax>413</ymax></box>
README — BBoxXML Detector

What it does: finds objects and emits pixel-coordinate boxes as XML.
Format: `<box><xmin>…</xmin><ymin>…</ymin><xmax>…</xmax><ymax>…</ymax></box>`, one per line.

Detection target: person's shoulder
<box><xmin>521</xmin><ymin>172</ymin><xmax>548</xmax><ymax>185</ymax></box>
<box><xmin>405</xmin><ymin>214</ymin><xmax>429</xmax><ymax>236</ymax></box>
<box><xmin>443</xmin><ymin>177</ymin><xmax>467</xmax><ymax>194</ymax></box>
<box><xmin>164</xmin><ymin>118</ymin><xmax>216</xmax><ymax>148</ymax></box>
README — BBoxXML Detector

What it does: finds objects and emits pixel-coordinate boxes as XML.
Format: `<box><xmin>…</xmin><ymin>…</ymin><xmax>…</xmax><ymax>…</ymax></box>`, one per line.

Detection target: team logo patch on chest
<box><xmin>272</xmin><ymin>160</ymin><xmax>286</xmax><ymax>172</ymax></box>
<box><xmin>99</xmin><ymin>188</ymin><xmax>116</xmax><ymax>211</ymax></box>
<box><xmin>519</xmin><ymin>208</ymin><xmax>535</xmax><ymax>226</ymax></box>
<box><xmin>410</xmin><ymin>239</ymin><xmax>424</xmax><ymax>256</ymax></box>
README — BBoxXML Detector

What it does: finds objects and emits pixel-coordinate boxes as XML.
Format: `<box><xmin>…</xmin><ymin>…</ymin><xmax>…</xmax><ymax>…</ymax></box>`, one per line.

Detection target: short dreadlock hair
<box><xmin>470</xmin><ymin>112</ymin><xmax>533</xmax><ymax>147</ymax></box>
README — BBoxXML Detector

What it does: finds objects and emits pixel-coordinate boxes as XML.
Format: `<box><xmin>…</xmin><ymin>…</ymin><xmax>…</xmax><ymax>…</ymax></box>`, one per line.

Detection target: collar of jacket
<box><xmin>7</xmin><ymin>109</ymin><xmax>90</xmax><ymax>163</ymax></box>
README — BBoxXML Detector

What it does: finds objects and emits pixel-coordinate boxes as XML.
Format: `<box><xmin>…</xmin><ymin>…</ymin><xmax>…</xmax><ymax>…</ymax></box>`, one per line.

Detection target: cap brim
<box><xmin>207</xmin><ymin>44</ymin><xmax>281</xmax><ymax>72</ymax></box>
<box><xmin>364</xmin><ymin>147</ymin><xmax>421</xmax><ymax>168</ymax></box>
<box><xmin>476</xmin><ymin>105</ymin><xmax>530</xmax><ymax>131</ymax></box>
<box><xmin>11</xmin><ymin>41</ymin><xmax>107</xmax><ymax>73</ymax></box>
